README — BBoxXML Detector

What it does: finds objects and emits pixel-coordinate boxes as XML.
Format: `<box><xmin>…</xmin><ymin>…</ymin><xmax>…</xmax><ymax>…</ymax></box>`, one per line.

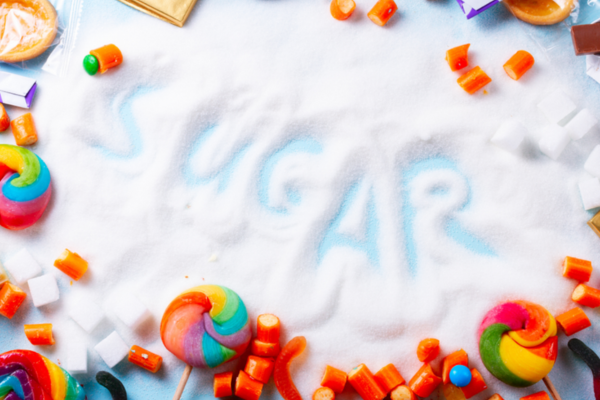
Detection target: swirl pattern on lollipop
<box><xmin>161</xmin><ymin>285</ymin><xmax>252</xmax><ymax>369</ymax></box>
<box><xmin>478</xmin><ymin>300</ymin><xmax>558</xmax><ymax>387</ymax></box>
<box><xmin>0</xmin><ymin>349</ymin><xmax>86</xmax><ymax>400</ymax></box>
<box><xmin>0</xmin><ymin>145</ymin><xmax>51</xmax><ymax>230</ymax></box>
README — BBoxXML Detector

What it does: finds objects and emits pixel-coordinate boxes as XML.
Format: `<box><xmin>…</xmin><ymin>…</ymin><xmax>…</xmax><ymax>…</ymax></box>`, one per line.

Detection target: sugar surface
<box><xmin>1</xmin><ymin>0</ymin><xmax>600</xmax><ymax>399</ymax></box>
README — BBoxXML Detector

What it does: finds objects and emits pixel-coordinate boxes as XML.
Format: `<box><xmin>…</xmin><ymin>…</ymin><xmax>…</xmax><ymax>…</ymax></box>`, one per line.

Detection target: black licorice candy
<box><xmin>568</xmin><ymin>338</ymin><xmax>600</xmax><ymax>400</ymax></box>
<box><xmin>96</xmin><ymin>371</ymin><xmax>128</xmax><ymax>400</ymax></box>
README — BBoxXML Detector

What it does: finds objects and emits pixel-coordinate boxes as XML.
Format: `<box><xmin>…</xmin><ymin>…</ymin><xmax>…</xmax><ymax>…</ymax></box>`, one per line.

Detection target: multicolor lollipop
<box><xmin>478</xmin><ymin>300</ymin><xmax>558</xmax><ymax>387</ymax></box>
<box><xmin>0</xmin><ymin>349</ymin><xmax>86</xmax><ymax>400</ymax></box>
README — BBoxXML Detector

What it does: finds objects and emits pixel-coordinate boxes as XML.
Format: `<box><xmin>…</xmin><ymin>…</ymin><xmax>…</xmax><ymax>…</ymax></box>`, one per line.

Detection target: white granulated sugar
<box><xmin>0</xmin><ymin>0</ymin><xmax>599</xmax><ymax>399</ymax></box>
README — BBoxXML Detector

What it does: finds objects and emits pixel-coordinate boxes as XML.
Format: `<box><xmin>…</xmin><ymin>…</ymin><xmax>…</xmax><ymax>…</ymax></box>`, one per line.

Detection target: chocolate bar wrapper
<box><xmin>117</xmin><ymin>0</ymin><xmax>198</xmax><ymax>27</ymax></box>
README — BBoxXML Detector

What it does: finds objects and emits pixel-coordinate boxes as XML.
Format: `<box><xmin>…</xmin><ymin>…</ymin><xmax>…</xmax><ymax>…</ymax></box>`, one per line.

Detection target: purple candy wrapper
<box><xmin>457</xmin><ymin>0</ymin><xmax>500</xmax><ymax>19</ymax></box>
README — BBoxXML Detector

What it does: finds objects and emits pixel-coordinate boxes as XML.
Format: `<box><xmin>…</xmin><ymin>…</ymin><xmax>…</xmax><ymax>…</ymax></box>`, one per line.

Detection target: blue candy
<box><xmin>449</xmin><ymin>365</ymin><xmax>472</xmax><ymax>388</ymax></box>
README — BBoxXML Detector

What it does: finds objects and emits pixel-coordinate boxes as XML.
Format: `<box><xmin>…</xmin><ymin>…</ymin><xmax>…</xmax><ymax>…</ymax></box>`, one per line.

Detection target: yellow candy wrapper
<box><xmin>117</xmin><ymin>0</ymin><xmax>198</xmax><ymax>27</ymax></box>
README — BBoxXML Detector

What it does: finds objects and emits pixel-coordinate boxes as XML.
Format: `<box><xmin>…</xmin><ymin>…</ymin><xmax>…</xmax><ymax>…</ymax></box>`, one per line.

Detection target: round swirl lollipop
<box><xmin>479</xmin><ymin>301</ymin><xmax>558</xmax><ymax>389</ymax></box>
<box><xmin>161</xmin><ymin>285</ymin><xmax>252</xmax><ymax>399</ymax></box>
<box><xmin>0</xmin><ymin>145</ymin><xmax>51</xmax><ymax>230</ymax></box>
<box><xmin>0</xmin><ymin>349</ymin><xmax>86</xmax><ymax>400</ymax></box>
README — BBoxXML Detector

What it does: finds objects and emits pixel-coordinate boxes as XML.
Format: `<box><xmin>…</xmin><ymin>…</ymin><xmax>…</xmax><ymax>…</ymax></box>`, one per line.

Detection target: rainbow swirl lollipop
<box><xmin>161</xmin><ymin>285</ymin><xmax>252</xmax><ymax>369</ymax></box>
<box><xmin>478</xmin><ymin>300</ymin><xmax>558</xmax><ymax>387</ymax></box>
<box><xmin>0</xmin><ymin>349</ymin><xmax>86</xmax><ymax>400</ymax></box>
<box><xmin>0</xmin><ymin>145</ymin><xmax>51</xmax><ymax>230</ymax></box>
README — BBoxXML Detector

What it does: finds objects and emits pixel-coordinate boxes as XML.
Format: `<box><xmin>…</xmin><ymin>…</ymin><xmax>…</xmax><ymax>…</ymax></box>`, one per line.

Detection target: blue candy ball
<box><xmin>449</xmin><ymin>365</ymin><xmax>472</xmax><ymax>387</ymax></box>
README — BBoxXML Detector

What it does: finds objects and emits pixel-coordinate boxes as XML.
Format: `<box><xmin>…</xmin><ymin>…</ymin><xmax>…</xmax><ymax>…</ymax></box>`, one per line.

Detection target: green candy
<box><xmin>83</xmin><ymin>54</ymin><xmax>99</xmax><ymax>76</ymax></box>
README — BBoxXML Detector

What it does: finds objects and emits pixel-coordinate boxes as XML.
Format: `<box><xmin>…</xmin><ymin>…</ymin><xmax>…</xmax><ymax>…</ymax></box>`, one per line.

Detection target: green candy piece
<box><xmin>83</xmin><ymin>54</ymin><xmax>99</xmax><ymax>76</ymax></box>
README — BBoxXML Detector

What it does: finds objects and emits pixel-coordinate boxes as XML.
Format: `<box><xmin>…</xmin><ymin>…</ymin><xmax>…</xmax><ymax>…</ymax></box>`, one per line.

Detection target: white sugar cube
<box><xmin>69</xmin><ymin>297</ymin><xmax>104</xmax><ymax>333</ymax></box>
<box><xmin>28</xmin><ymin>274</ymin><xmax>59</xmax><ymax>307</ymax></box>
<box><xmin>538</xmin><ymin>90</ymin><xmax>577</xmax><ymax>124</ymax></box>
<box><xmin>491</xmin><ymin>120</ymin><xmax>528</xmax><ymax>153</ymax></box>
<box><xmin>114</xmin><ymin>293</ymin><xmax>150</xmax><ymax>329</ymax></box>
<box><xmin>4</xmin><ymin>248</ymin><xmax>42</xmax><ymax>285</ymax></box>
<box><xmin>586</xmin><ymin>145</ymin><xmax>600</xmax><ymax>178</ymax></box>
<box><xmin>538</xmin><ymin>125</ymin><xmax>571</xmax><ymax>160</ymax></box>
<box><xmin>579</xmin><ymin>178</ymin><xmax>600</xmax><ymax>210</ymax></box>
<box><xmin>566</xmin><ymin>109</ymin><xmax>598</xmax><ymax>140</ymax></box>
<box><xmin>95</xmin><ymin>331</ymin><xmax>129</xmax><ymax>368</ymax></box>
<box><xmin>66</xmin><ymin>342</ymin><xmax>87</xmax><ymax>374</ymax></box>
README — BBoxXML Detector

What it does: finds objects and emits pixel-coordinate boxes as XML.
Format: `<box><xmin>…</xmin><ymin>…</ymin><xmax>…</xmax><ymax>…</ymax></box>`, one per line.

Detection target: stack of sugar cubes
<box><xmin>1</xmin><ymin>247</ymin><xmax>153</xmax><ymax>372</ymax></box>
<box><xmin>489</xmin><ymin>90</ymin><xmax>600</xmax><ymax>211</ymax></box>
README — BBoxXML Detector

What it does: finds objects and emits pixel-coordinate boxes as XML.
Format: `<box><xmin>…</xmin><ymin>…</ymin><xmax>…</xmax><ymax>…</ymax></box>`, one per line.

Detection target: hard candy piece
<box><xmin>538</xmin><ymin>90</ymin><xmax>577</xmax><ymax>124</ymax></box>
<box><xmin>4</xmin><ymin>248</ymin><xmax>42</xmax><ymax>285</ymax></box>
<box><xmin>83</xmin><ymin>55</ymin><xmax>99</xmax><ymax>76</ymax></box>
<box><xmin>114</xmin><ymin>292</ymin><xmax>150</xmax><ymax>329</ymax></box>
<box><xmin>566</xmin><ymin>109</ymin><xmax>598</xmax><ymax>140</ymax></box>
<box><xmin>67</xmin><ymin>341</ymin><xmax>88</xmax><ymax>374</ymax></box>
<box><xmin>585</xmin><ymin>145</ymin><xmax>600</xmax><ymax>178</ymax></box>
<box><xmin>579</xmin><ymin>178</ymin><xmax>600</xmax><ymax>210</ymax></box>
<box><xmin>95</xmin><ymin>331</ymin><xmax>129</xmax><ymax>368</ymax></box>
<box><xmin>69</xmin><ymin>296</ymin><xmax>104</xmax><ymax>332</ymax></box>
<box><xmin>538</xmin><ymin>125</ymin><xmax>570</xmax><ymax>160</ymax></box>
<box><xmin>491</xmin><ymin>120</ymin><xmax>528</xmax><ymax>153</ymax></box>
<box><xmin>450</xmin><ymin>365</ymin><xmax>472</xmax><ymax>388</ymax></box>
<box><xmin>27</xmin><ymin>274</ymin><xmax>59</xmax><ymax>307</ymax></box>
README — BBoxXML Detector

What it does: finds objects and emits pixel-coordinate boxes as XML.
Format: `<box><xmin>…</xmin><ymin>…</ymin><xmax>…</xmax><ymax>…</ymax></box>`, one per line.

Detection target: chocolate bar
<box><xmin>571</xmin><ymin>23</ymin><xmax>600</xmax><ymax>56</ymax></box>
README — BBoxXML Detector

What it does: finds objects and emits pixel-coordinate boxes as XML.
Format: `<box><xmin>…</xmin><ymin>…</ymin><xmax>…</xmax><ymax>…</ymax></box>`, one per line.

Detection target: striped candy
<box><xmin>160</xmin><ymin>285</ymin><xmax>252</xmax><ymax>369</ymax></box>
<box><xmin>0</xmin><ymin>145</ymin><xmax>51</xmax><ymax>230</ymax></box>
<box><xmin>0</xmin><ymin>350</ymin><xmax>86</xmax><ymax>400</ymax></box>
<box><xmin>479</xmin><ymin>301</ymin><xmax>558</xmax><ymax>387</ymax></box>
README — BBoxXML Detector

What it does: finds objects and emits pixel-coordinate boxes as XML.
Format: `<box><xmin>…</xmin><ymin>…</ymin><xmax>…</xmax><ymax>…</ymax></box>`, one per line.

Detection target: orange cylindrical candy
<box><xmin>54</xmin><ymin>249</ymin><xmax>89</xmax><ymax>281</ymax></box>
<box><xmin>442</xmin><ymin>349</ymin><xmax>468</xmax><ymax>384</ymax></box>
<box><xmin>321</xmin><ymin>365</ymin><xmax>347</xmax><ymax>394</ymax></box>
<box><xmin>417</xmin><ymin>338</ymin><xmax>440</xmax><ymax>363</ymax></box>
<box><xmin>245</xmin><ymin>355</ymin><xmax>275</xmax><ymax>383</ymax></box>
<box><xmin>367</xmin><ymin>0</ymin><xmax>398</xmax><ymax>26</ymax></box>
<box><xmin>251</xmin><ymin>339</ymin><xmax>280</xmax><ymax>357</ymax></box>
<box><xmin>488</xmin><ymin>395</ymin><xmax>505</xmax><ymax>400</ymax></box>
<box><xmin>235</xmin><ymin>370</ymin><xmax>264</xmax><ymax>400</ymax></box>
<box><xmin>313</xmin><ymin>387</ymin><xmax>335</xmax><ymax>400</ymax></box>
<box><xmin>408</xmin><ymin>363</ymin><xmax>442</xmax><ymax>398</ymax></box>
<box><xmin>445</xmin><ymin>45</ymin><xmax>470</xmax><ymax>72</ymax></box>
<box><xmin>460</xmin><ymin>368</ymin><xmax>487</xmax><ymax>399</ymax></box>
<box><xmin>457</xmin><ymin>67</ymin><xmax>492</xmax><ymax>95</ymax></box>
<box><xmin>503</xmin><ymin>50</ymin><xmax>535</xmax><ymax>81</ymax></box>
<box><xmin>257</xmin><ymin>314</ymin><xmax>280</xmax><ymax>343</ymax></box>
<box><xmin>11</xmin><ymin>113</ymin><xmax>37</xmax><ymax>146</ymax></box>
<box><xmin>214</xmin><ymin>371</ymin><xmax>234</xmax><ymax>397</ymax></box>
<box><xmin>348</xmin><ymin>364</ymin><xmax>387</xmax><ymax>400</ymax></box>
<box><xmin>330</xmin><ymin>0</ymin><xmax>356</xmax><ymax>20</ymax></box>
<box><xmin>24</xmin><ymin>323</ymin><xmax>55</xmax><ymax>346</ymax></box>
<box><xmin>390</xmin><ymin>385</ymin><xmax>416</xmax><ymax>400</ymax></box>
<box><xmin>0</xmin><ymin>104</ymin><xmax>10</xmax><ymax>132</ymax></box>
<box><xmin>572</xmin><ymin>284</ymin><xmax>600</xmax><ymax>308</ymax></box>
<box><xmin>90</xmin><ymin>44</ymin><xmax>123</xmax><ymax>74</ymax></box>
<box><xmin>374</xmin><ymin>364</ymin><xmax>405</xmax><ymax>394</ymax></box>
<box><xmin>128</xmin><ymin>345</ymin><xmax>163</xmax><ymax>373</ymax></box>
<box><xmin>520</xmin><ymin>392</ymin><xmax>550</xmax><ymax>400</ymax></box>
<box><xmin>563</xmin><ymin>256</ymin><xmax>592</xmax><ymax>282</ymax></box>
<box><xmin>556</xmin><ymin>307</ymin><xmax>592</xmax><ymax>336</ymax></box>
<box><xmin>0</xmin><ymin>282</ymin><xmax>27</xmax><ymax>319</ymax></box>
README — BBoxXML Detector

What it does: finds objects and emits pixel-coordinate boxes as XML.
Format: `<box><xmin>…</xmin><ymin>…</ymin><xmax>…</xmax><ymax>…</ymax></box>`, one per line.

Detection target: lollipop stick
<box><xmin>172</xmin><ymin>364</ymin><xmax>193</xmax><ymax>400</ymax></box>
<box><xmin>543</xmin><ymin>376</ymin><xmax>563</xmax><ymax>400</ymax></box>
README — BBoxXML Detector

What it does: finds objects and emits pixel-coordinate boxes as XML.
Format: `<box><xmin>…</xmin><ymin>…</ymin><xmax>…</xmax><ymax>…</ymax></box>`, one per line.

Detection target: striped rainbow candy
<box><xmin>0</xmin><ymin>350</ymin><xmax>85</xmax><ymax>400</ymax></box>
<box><xmin>478</xmin><ymin>300</ymin><xmax>558</xmax><ymax>387</ymax></box>
<box><xmin>0</xmin><ymin>145</ymin><xmax>51</xmax><ymax>230</ymax></box>
<box><xmin>160</xmin><ymin>285</ymin><xmax>252</xmax><ymax>369</ymax></box>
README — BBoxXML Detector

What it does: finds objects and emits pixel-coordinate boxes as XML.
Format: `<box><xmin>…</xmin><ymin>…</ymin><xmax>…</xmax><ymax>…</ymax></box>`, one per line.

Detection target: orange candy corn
<box><xmin>408</xmin><ymin>363</ymin><xmax>442</xmax><ymax>398</ymax></box>
<box><xmin>24</xmin><ymin>323</ymin><xmax>54</xmax><ymax>345</ymax></box>
<box><xmin>572</xmin><ymin>284</ymin><xmax>600</xmax><ymax>308</ymax></box>
<box><xmin>321</xmin><ymin>365</ymin><xmax>347</xmax><ymax>394</ymax></box>
<box><xmin>257</xmin><ymin>314</ymin><xmax>280</xmax><ymax>343</ymax></box>
<box><xmin>446</xmin><ymin>45</ymin><xmax>470</xmax><ymax>72</ymax></box>
<box><xmin>457</xmin><ymin>67</ymin><xmax>492</xmax><ymax>95</ymax></box>
<box><xmin>245</xmin><ymin>355</ymin><xmax>275</xmax><ymax>384</ymax></box>
<box><xmin>348</xmin><ymin>364</ymin><xmax>387</xmax><ymax>400</ymax></box>
<box><xmin>313</xmin><ymin>387</ymin><xmax>335</xmax><ymax>400</ymax></box>
<box><xmin>0</xmin><ymin>104</ymin><xmax>10</xmax><ymax>132</ymax></box>
<box><xmin>90</xmin><ymin>44</ymin><xmax>123</xmax><ymax>74</ymax></box>
<box><xmin>556</xmin><ymin>307</ymin><xmax>591</xmax><ymax>336</ymax></box>
<box><xmin>503</xmin><ymin>50</ymin><xmax>535</xmax><ymax>81</ymax></box>
<box><xmin>460</xmin><ymin>368</ymin><xmax>487</xmax><ymax>399</ymax></box>
<box><xmin>274</xmin><ymin>336</ymin><xmax>306</xmax><ymax>400</ymax></box>
<box><xmin>367</xmin><ymin>0</ymin><xmax>398</xmax><ymax>26</ymax></box>
<box><xmin>235</xmin><ymin>370</ymin><xmax>263</xmax><ymax>400</ymax></box>
<box><xmin>54</xmin><ymin>249</ymin><xmax>89</xmax><ymax>281</ymax></box>
<box><xmin>214</xmin><ymin>371</ymin><xmax>234</xmax><ymax>397</ymax></box>
<box><xmin>128</xmin><ymin>345</ymin><xmax>163</xmax><ymax>373</ymax></box>
<box><xmin>330</xmin><ymin>0</ymin><xmax>356</xmax><ymax>20</ymax></box>
<box><xmin>0</xmin><ymin>282</ymin><xmax>27</xmax><ymax>319</ymax></box>
<box><xmin>563</xmin><ymin>256</ymin><xmax>592</xmax><ymax>282</ymax></box>
<box><xmin>252</xmin><ymin>339</ymin><xmax>280</xmax><ymax>357</ymax></box>
<box><xmin>11</xmin><ymin>113</ymin><xmax>37</xmax><ymax>146</ymax></box>
<box><xmin>417</xmin><ymin>338</ymin><xmax>440</xmax><ymax>363</ymax></box>
<box><xmin>374</xmin><ymin>364</ymin><xmax>405</xmax><ymax>394</ymax></box>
